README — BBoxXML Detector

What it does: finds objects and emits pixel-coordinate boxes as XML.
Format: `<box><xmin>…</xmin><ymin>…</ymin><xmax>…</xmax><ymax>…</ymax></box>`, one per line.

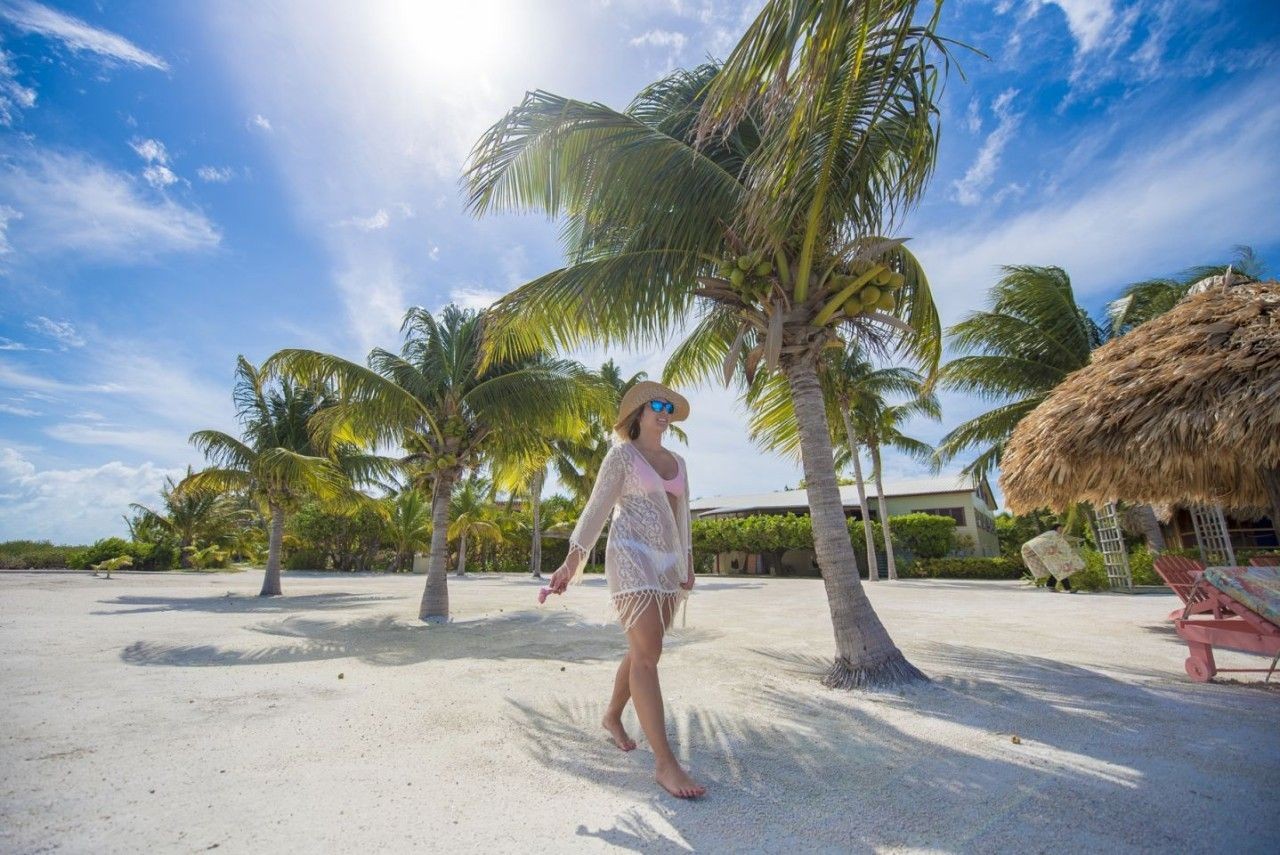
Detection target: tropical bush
<box><xmin>0</xmin><ymin>540</ymin><xmax>87</xmax><ymax>569</ymax></box>
<box><xmin>887</xmin><ymin>513</ymin><xmax>956</xmax><ymax>559</ymax></box>
<box><xmin>902</xmin><ymin>557</ymin><xmax>1022</xmax><ymax>580</ymax></box>
<box><xmin>68</xmin><ymin>537</ymin><xmax>176</xmax><ymax>571</ymax></box>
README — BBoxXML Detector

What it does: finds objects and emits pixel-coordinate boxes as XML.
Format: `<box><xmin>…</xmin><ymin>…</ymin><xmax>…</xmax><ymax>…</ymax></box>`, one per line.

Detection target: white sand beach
<box><xmin>2</xmin><ymin>570</ymin><xmax>1277</xmax><ymax>853</ymax></box>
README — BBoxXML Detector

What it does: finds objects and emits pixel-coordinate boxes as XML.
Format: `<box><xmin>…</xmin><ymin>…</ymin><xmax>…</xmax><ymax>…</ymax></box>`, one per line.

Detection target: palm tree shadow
<box><xmin>120</xmin><ymin>609</ymin><xmax>718</xmax><ymax>668</ymax></box>
<box><xmin>509</xmin><ymin>643</ymin><xmax>1278</xmax><ymax>851</ymax></box>
<box><xmin>93</xmin><ymin>592</ymin><xmax>395</xmax><ymax>616</ymax></box>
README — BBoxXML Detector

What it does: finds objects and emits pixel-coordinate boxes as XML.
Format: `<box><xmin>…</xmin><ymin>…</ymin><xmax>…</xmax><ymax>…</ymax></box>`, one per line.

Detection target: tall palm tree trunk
<box><xmin>260</xmin><ymin>503</ymin><xmax>284</xmax><ymax>597</ymax></box>
<box><xmin>870</xmin><ymin>444</ymin><xmax>898</xmax><ymax>580</ymax></box>
<box><xmin>840</xmin><ymin>410</ymin><xmax>879</xmax><ymax>581</ymax></box>
<box><xmin>529</xmin><ymin>467</ymin><xmax>545</xmax><ymax>578</ymax></box>
<box><xmin>455</xmin><ymin>531</ymin><xmax>469</xmax><ymax>576</ymax></box>
<box><xmin>783</xmin><ymin>356</ymin><xmax>926</xmax><ymax>688</ymax></box>
<box><xmin>419</xmin><ymin>470</ymin><xmax>456</xmax><ymax>621</ymax></box>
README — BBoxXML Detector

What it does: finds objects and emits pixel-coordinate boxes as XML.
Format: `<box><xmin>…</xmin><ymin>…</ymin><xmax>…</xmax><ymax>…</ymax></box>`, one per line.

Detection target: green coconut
<box><xmin>730</xmin><ymin>269</ymin><xmax>746</xmax><ymax>287</ymax></box>
<box><xmin>737</xmin><ymin>255</ymin><xmax>754</xmax><ymax>271</ymax></box>
<box><xmin>887</xmin><ymin>271</ymin><xmax>906</xmax><ymax>290</ymax></box>
<box><xmin>753</xmin><ymin>261</ymin><xmax>773</xmax><ymax>277</ymax></box>
<box><xmin>860</xmin><ymin>285</ymin><xmax>882</xmax><ymax>305</ymax></box>
<box><xmin>842</xmin><ymin>298</ymin><xmax>862</xmax><ymax>316</ymax></box>
<box><xmin>876</xmin><ymin>292</ymin><xmax>896</xmax><ymax>311</ymax></box>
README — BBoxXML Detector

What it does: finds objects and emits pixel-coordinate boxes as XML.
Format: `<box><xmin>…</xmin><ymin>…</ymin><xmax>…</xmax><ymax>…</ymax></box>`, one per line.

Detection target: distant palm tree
<box><xmin>127</xmin><ymin>466</ymin><xmax>242</xmax><ymax>564</ymax></box>
<box><xmin>448</xmin><ymin>475</ymin><xmax>503</xmax><ymax>576</ymax></box>
<box><xmin>180</xmin><ymin>357</ymin><xmax>392</xmax><ymax>596</ymax></box>
<box><xmin>936</xmin><ymin>266</ymin><xmax>1104</xmax><ymax>482</ymax></box>
<box><xmin>1107</xmin><ymin>245</ymin><xmax>1264</xmax><ymax>335</ymax></box>
<box><xmin>384</xmin><ymin>489</ymin><xmax>433</xmax><ymax>572</ymax></box>
<box><xmin>856</xmin><ymin>396</ymin><xmax>939</xmax><ymax>579</ymax></box>
<box><xmin>266</xmin><ymin>305</ymin><xmax>608</xmax><ymax>620</ymax></box>
<box><xmin>466</xmin><ymin>4</ymin><xmax>959</xmax><ymax>687</ymax></box>
<box><xmin>747</xmin><ymin>348</ymin><xmax>926</xmax><ymax>581</ymax></box>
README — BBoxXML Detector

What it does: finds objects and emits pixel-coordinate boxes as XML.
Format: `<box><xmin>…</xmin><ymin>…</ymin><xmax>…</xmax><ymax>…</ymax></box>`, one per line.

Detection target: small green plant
<box><xmin>91</xmin><ymin>555</ymin><xmax>133</xmax><ymax>579</ymax></box>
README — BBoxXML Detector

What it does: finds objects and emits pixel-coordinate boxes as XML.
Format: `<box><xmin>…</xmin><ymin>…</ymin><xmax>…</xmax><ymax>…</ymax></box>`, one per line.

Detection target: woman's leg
<box><xmin>625</xmin><ymin>596</ymin><xmax>705</xmax><ymax>798</ymax></box>
<box><xmin>602</xmin><ymin>652</ymin><xmax>637</xmax><ymax>751</ymax></box>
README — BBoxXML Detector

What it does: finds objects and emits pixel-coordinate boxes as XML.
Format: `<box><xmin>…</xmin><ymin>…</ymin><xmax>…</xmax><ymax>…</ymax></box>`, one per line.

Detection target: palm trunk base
<box><xmin>822</xmin><ymin>649</ymin><xmax>929</xmax><ymax>691</ymax></box>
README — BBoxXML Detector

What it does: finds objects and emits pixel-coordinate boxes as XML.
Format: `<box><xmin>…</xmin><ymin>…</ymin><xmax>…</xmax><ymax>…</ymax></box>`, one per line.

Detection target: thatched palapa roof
<box><xmin>999</xmin><ymin>281</ymin><xmax>1280</xmax><ymax>519</ymax></box>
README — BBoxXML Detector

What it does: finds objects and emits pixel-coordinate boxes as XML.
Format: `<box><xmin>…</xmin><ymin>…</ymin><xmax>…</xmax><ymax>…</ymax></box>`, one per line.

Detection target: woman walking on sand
<box><xmin>543</xmin><ymin>380</ymin><xmax>704</xmax><ymax>799</ymax></box>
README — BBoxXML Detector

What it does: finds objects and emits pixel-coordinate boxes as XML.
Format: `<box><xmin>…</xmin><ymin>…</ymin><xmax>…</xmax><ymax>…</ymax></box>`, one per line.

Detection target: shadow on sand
<box><xmin>508</xmin><ymin>642</ymin><xmax>1278</xmax><ymax>853</ymax></box>
<box><xmin>93</xmin><ymin>591</ymin><xmax>397</xmax><ymax>616</ymax></box>
<box><xmin>120</xmin><ymin>609</ymin><xmax>719</xmax><ymax>669</ymax></box>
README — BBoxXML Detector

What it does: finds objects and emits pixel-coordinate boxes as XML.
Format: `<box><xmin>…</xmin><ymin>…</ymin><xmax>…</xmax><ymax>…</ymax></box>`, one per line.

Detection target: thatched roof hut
<box><xmin>999</xmin><ymin>280</ymin><xmax>1280</xmax><ymax>531</ymax></box>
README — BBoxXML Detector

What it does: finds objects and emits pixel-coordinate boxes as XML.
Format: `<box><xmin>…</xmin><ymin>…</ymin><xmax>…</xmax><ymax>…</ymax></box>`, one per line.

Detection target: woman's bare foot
<box><xmin>655</xmin><ymin>763</ymin><xmax>706</xmax><ymax>799</ymax></box>
<box><xmin>601</xmin><ymin>714</ymin><xmax>637</xmax><ymax>751</ymax></box>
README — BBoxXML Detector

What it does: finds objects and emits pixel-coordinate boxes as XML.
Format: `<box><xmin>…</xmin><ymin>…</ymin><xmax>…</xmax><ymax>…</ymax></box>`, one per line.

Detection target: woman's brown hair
<box><xmin>614</xmin><ymin>406</ymin><xmax>644</xmax><ymax>441</ymax></box>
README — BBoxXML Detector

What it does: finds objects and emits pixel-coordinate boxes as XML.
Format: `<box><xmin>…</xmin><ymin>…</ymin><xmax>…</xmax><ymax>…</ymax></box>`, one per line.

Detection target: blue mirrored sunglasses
<box><xmin>648</xmin><ymin>399</ymin><xmax>675</xmax><ymax>414</ymax></box>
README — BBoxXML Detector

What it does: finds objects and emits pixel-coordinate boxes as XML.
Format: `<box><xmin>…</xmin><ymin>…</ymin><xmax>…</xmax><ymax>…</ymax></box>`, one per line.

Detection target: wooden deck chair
<box><xmin>1152</xmin><ymin>555</ymin><xmax>1207</xmax><ymax>605</ymax></box>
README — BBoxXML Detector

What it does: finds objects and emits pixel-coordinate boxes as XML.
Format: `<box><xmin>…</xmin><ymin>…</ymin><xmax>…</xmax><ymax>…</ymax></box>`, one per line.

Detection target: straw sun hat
<box><xmin>612</xmin><ymin>380</ymin><xmax>690</xmax><ymax>432</ymax></box>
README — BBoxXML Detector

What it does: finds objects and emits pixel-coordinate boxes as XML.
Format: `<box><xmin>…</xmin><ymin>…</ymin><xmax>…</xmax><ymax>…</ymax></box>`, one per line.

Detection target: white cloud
<box><xmin>0</xmin><ymin>1</ymin><xmax>168</xmax><ymax>70</ymax></box>
<box><xmin>917</xmin><ymin>75</ymin><xmax>1280</xmax><ymax>324</ymax></box>
<box><xmin>629</xmin><ymin>29</ymin><xmax>688</xmax><ymax>51</ymax></box>
<box><xmin>196</xmin><ymin>165</ymin><xmax>235</xmax><ymax>182</ymax></box>
<box><xmin>445</xmin><ymin>286</ymin><xmax>503</xmax><ymax>312</ymax></box>
<box><xmin>0</xmin><ymin>359</ymin><xmax>124</xmax><ymax>394</ymax></box>
<box><xmin>952</xmin><ymin>88</ymin><xmax>1020</xmax><ymax>206</ymax></box>
<box><xmin>0</xmin><ymin>149</ymin><xmax>220</xmax><ymax>263</ymax></box>
<box><xmin>342</xmin><ymin>208</ymin><xmax>391</xmax><ymax>231</ymax></box>
<box><xmin>250</xmin><ymin>113</ymin><xmax>272</xmax><ymax>132</ymax></box>
<box><xmin>129</xmin><ymin>137</ymin><xmax>168</xmax><ymax>164</ymax></box>
<box><xmin>25</xmin><ymin>316</ymin><xmax>84</xmax><ymax>348</ymax></box>
<box><xmin>1032</xmin><ymin>0</ymin><xmax>1118</xmax><ymax>55</ymax></box>
<box><xmin>0</xmin><ymin>402</ymin><xmax>38</xmax><ymax>416</ymax></box>
<box><xmin>0</xmin><ymin>202</ymin><xmax>20</xmax><ymax>254</ymax></box>
<box><xmin>0</xmin><ymin>446</ymin><xmax>185</xmax><ymax>543</ymax></box>
<box><xmin>0</xmin><ymin>47</ymin><xmax>37</xmax><ymax>124</ymax></box>
<box><xmin>0</xmin><ymin>337</ymin><xmax>29</xmax><ymax>350</ymax></box>
<box><xmin>141</xmin><ymin>163</ymin><xmax>178</xmax><ymax>188</ymax></box>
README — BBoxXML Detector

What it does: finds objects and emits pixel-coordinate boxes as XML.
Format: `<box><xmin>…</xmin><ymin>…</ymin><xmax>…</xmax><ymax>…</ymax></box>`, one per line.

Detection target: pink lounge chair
<box><xmin>1249</xmin><ymin>554</ymin><xmax>1280</xmax><ymax>567</ymax></box>
<box><xmin>1152</xmin><ymin>555</ymin><xmax>1208</xmax><ymax>607</ymax></box>
<box><xmin>1174</xmin><ymin>565</ymin><xmax>1280</xmax><ymax>682</ymax></box>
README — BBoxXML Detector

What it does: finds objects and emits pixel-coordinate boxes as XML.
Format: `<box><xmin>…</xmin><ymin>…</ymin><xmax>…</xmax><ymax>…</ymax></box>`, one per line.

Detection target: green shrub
<box><xmin>66</xmin><ymin>537</ymin><xmax>180</xmax><ymax>572</ymax></box>
<box><xmin>888</xmin><ymin>513</ymin><xmax>956</xmax><ymax>559</ymax></box>
<box><xmin>901</xmin><ymin>557</ymin><xmax>1023</xmax><ymax>580</ymax></box>
<box><xmin>0</xmin><ymin>540</ymin><xmax>87</xmax><ymax>569</ymax></box>
<box><xmin>284</xmin><ymin>550</ymin><xmax>328</xmax><ymax>570</ymax></box>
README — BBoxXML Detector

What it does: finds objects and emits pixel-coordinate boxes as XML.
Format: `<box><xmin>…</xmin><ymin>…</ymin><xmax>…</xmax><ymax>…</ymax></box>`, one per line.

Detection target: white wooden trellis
<box><xmin>1190</xmin><ymin>503</ymin><xmax>1236</xmax><ymax>567</ymax></box>
<box><xmin>1091</xmin><ymin>502</ymin><xmax>1133</xmax><ymax>591</ymax></box>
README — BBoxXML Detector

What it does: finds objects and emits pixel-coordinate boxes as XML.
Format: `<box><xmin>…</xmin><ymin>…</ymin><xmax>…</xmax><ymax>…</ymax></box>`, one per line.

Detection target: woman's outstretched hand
<box><xmin>548</xmin><ymin>562</ymin><xmax>574</xmax><ymax>594</ymax></box>
<box><xmin>680</xmin><ymin>563</ymin><xmax>695</xmax><ymax>591</ymax></box>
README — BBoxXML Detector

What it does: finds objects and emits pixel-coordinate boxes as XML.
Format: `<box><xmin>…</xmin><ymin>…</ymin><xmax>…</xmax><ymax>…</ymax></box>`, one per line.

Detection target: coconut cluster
<box><xmin>835</xmin><ymin>262</ymin><xmax>905</xmax><ymax>317</ymax></box>
<box><xmin>716</xmin><ymin>252</ymin><xmax>775</xmax><ymax>301</ymax></box>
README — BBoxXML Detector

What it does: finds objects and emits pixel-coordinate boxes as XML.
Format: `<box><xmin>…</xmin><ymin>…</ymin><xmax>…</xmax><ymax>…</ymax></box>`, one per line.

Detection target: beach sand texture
<box><xmin>2</xmin><ymin>571</ymin><xmax>1276</xmax><ymax>853</ymax></box>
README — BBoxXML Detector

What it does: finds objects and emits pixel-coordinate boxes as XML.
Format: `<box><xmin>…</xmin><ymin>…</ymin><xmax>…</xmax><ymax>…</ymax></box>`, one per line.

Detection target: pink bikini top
<box><xmin>630</xmin><ymin>444</ymin><xmax>685</xmax><ymax>497</ymax></box>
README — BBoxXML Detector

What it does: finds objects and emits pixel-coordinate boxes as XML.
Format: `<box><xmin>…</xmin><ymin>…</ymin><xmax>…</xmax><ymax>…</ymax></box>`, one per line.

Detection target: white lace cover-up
<box><xmin>567</xmin><ymin>440</ymin><xmax>693</xmax><ymax>632</ymax></box>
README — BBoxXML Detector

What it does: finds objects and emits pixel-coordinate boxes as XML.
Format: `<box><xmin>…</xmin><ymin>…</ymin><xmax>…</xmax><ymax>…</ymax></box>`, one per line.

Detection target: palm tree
<box><xmin>936</xmin><ymin>265</ymin><xmax>1104</xmax><ymax>481</ymax></box>
<box><xmin>384</xmin><ymin>488</ymin><xmax>433</xmax><ymax>572</ymax></box>
<box><xmin>265</xmin><ymin>305</ymin><xmax>608</xmax><ymax>621</ymax></box>
<box><xmin>127</xmin><ymin>466</ymin><xmax>242</xmax><ymax>564</ymax></box>
<box><xmin>857</xmin><ymin>396</ymin><xmax>939</xmax><ymax>579</ymax></box>
<box><xmin>179</xmin><ymin>357</ymin><xmax>391</xmax><ymax>596</ymax></box>
<box><xmin>448</xmin><ymin>474</ymin><xmax>504</xmax><ymax>576</ymax></box>
<box><xmin>1107</xmin><ymin>245</ymin><xmax>1263</xmax><ymax>336</ymax></box>
<box><xmin>465</xmin><ymin>4</ymin><xmax>960</xmax><ymax>688</ymax></box>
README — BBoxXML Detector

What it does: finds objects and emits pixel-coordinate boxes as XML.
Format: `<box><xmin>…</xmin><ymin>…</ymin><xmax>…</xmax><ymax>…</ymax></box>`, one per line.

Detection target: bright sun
<box><xmin>377</xmin><ymin>1</ymin><xmax>524</xmax><ymax>84</ymax></box>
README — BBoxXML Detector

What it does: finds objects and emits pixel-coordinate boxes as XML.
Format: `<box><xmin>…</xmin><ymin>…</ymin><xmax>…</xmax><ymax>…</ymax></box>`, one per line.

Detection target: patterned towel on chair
<box><xmin>1203</xmin><ymin>566</ymin><xmax>1280</xmax><ymax>624</ymax></box>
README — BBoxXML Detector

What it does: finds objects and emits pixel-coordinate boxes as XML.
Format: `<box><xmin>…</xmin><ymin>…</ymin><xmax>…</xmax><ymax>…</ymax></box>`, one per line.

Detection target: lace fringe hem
<box><xmin>608</xmin><ymin>588</ymin><xmax>690</xmax><ymax>634</ymax></box>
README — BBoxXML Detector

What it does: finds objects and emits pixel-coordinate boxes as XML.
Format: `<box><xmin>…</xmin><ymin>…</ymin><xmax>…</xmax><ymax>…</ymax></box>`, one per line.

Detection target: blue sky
<box><xmin>1</xmin><ymin>0</ymin><xmax>1278</xmax><ymax>543</ymax></box>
